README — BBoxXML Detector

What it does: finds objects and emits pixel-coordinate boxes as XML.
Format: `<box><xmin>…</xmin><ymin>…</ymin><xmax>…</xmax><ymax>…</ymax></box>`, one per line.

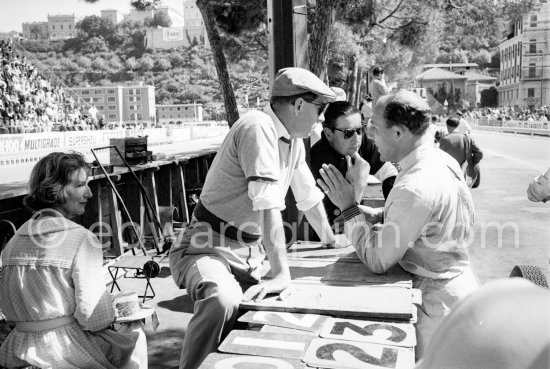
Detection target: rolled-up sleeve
<box><xmin>291</xmin><ymin>148</ymin><xmax>324</xmax><ymax>211</ymax></box>
<box><xmin>248</xmin><ymin>181</ymin><xmax>286</xmax><ymax>211</ymax></box>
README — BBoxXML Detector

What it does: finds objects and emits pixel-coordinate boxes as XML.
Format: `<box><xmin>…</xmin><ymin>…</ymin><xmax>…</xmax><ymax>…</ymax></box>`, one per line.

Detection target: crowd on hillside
<box><xmin>0</xmin><ymin>40</ymin><xmax>101</xmax><ymax>134</ymax></box>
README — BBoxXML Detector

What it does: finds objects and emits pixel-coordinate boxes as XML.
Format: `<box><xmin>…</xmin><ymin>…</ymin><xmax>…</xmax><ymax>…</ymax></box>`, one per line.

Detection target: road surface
<box><xmin>466</xmin><ymin>130</ymin><xmax>549</xmax><ymax>282</ymax></box>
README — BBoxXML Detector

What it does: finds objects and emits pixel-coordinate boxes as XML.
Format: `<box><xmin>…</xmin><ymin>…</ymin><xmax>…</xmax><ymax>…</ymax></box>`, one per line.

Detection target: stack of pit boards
<box><xmin>198</xmin><ymin>236</ymin><xmax>421</xmax><ymax>369</ymax></box>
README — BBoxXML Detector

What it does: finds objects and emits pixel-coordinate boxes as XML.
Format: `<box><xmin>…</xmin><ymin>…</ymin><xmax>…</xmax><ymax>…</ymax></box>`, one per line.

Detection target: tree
<box><xmin>130</xmin><ymin>0</ymin><xmax>162</xmax><ymax>10</ymax></box>
<box><xmin>480</xmin><ymin>86</ymin><xmax>498</xmax><ymax>107</ymax></box>
<box><xmin>152</xmin><ymin>11</ymin><xmax>172</xmax><ymax>28</ymax></box>
<box><xmin>91</xmin><ymin>57</ymin><xmax>109</xmax><ymax>72</ymax></box>
<box><xmin>77</xmin><ymin>15</ymin><xmax>114</xmax><ymax>40</ymax></box>
<box><xmin>80</xmin><ymin>37</ymin><xmax>109</xmax><ymax>53</ymax></box>
<box><xmin>125</xmin><ymin>57</ymin><xmax>138</xmax><ymax>71</ymax></box>
<box><xmin>153</xmin><ymin>58</ymin><xmax>172</xmax><ymax>71</ymax></box>
<box><xmin>138</xmin><ymin>55</ymin><xmax>155</xmax><ymax>71</ymax></box>
<box><xmin>196</xmin><ymin>0</ymin><xmax>239</xmax><ymax>126</ymax></box>
<box><xmin>76</xmin><ymin>55</ymin><xmax>92</xmax><ymax>69</ymax></box>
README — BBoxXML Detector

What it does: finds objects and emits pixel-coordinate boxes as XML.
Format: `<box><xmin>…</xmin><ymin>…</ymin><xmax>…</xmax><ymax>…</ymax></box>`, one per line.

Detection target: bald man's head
<box><xmin>374</xmin><ymin>90</ymin><xmax>431</xmax><ymax>136</ymax></box>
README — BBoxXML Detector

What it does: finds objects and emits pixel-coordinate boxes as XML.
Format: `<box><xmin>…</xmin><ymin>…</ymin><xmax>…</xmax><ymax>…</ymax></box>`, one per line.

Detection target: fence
<box><xmin>467</xmin><ymin>118</ymin><xmax>550</xmax><ymax>136</ymax></box>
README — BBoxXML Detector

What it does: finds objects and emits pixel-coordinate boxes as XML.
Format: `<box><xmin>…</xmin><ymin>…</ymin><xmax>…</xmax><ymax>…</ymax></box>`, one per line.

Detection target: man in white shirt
<box><xmin>456</xmin><ymin>111</ymin><xmax>472</xmax><ymax>134</ymax></box>
<box><xmin>316</xmin><ymin>89</ymin><xmax>479</xmax><ymax>359</ymax></box>
<box><xmin>170</xmin><ymin>67</ymin><xmax>345</xmax><ymax>369</ymax></box>
<box><xmin>369</xmin><ymin>66</ymin><xmax>391</xmax><ymax>107</ymax></box>
<box><xmin>360</xmin><ymin>95</ymin><xmax>373</xmax><ymax>124</ymax></box>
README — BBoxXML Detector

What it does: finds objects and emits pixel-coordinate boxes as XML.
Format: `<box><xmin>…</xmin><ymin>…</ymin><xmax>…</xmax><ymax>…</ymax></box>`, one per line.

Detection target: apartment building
<box><xmin>157</xmin><ymin>103</ymin><xmax>203</xmax><ymax>124</ymax></box>
<box><xmin>498</xmin><ymin>0</ymin><xmax>550</xmax><ymax>108</ymax></box>
<box><xmin>69</xmin><ymin>84</ymin><xmax>156</xmax><ymax>126</ymax></box>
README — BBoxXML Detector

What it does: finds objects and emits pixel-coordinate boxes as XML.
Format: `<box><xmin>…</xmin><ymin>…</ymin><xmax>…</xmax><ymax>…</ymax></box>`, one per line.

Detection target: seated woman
<box><xmin>0</xmin><ymin>152</ymin><xmax>145</xmax><ymax>369</ymax></box>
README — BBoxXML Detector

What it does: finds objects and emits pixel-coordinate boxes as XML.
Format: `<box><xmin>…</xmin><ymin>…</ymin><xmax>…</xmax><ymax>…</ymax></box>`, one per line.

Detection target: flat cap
<box><xmin>272</xmin><ymin>67</ymin><xmax>335</xmax><ymax>103</ymax></box>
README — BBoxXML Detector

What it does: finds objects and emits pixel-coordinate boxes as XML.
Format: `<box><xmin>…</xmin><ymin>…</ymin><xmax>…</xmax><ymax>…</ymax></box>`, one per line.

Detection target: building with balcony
<box><xmin>68</xmin><ymin>84</ymin><xmax>156</xmax><ymax>126</ymax></box>
<box><xmin>157</xmin><ymin>103</ymin><xmax>203</xmax><ymax>124</ymax></box>
<box><xmin>498</xmin><ymin>0</ymin><xmax>550</xmax><ymax>108</ymax></box>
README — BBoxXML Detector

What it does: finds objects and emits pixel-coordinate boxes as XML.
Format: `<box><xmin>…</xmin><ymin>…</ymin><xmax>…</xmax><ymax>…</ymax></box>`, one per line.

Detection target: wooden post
<box><xmin>268</xmin><ymin>0</ymin><xmax>310</xmax><ymax>243</ymax></box>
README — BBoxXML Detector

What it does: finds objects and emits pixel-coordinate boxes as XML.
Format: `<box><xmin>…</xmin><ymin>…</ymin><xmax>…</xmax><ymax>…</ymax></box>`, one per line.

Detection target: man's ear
<box><xmin>393</xmin><ymin>124</ymin><xmax>405</xmax><ymax>141</ymax></box>
<box><xmin>293</xmin><ymin>97</ymin><xmax>304</xmax><ymax>116</ymax></box>
<box><xmin>323</xmin><ymin>126</ymin><xmax>333</xmax><ymax>140</ymax></box>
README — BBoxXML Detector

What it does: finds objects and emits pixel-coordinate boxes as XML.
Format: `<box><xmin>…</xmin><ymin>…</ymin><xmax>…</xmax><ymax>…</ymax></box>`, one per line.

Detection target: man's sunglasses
<box><xmin>301</xmin><ymin>97</ymin><xmax>328</xmax><ymax>115</ymax></box>
<box><xmin>330</xmin><ymin>124</ymin><xmax>367</xmax><ymax>139</ymax></box>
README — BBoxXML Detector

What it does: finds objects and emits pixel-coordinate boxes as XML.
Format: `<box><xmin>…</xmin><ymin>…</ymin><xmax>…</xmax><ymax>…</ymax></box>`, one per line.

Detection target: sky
<box><xmin>0</xmin><ymin>0</ymin><xmax>185</xmax><ymax>33</ymax></box>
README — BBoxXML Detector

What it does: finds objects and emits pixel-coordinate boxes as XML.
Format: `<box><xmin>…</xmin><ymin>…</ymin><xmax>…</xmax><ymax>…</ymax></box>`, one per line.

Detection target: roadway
<box><xmin>466</xmin><ymin>130</ymin><xmax>549</xmax><ymax>282</ymax></box>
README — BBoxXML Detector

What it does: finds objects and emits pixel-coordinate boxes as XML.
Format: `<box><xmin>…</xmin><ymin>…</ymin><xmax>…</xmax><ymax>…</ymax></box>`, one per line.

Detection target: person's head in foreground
<box><xmin>416</xmin><ymin>278</ymin><xmax>550</xmax><ymax>369</ymax></box>
<box><xmin>368</xmin><ymin>89</ymin><xmax>431</xmax><ymax>162</ymax></box>
<box><xmin>23</xmin><ymin>151</ymin><xmax>92</xmax><ymax>219</ymax></box>
<box><xmin>323</xmin><ymin>101</ymin><xmax>364</xmax><ymax>157</ymax></box>
<box><xmin>270</xmin><ymin>67</ymin><xmax>335</xmax><ymax>139</ymax></box>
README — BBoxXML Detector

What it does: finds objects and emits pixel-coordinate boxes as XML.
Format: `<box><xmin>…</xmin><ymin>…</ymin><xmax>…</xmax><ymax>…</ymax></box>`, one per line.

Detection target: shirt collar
<box><xmin>398</xmin><ymin>141</ymin><xmax>436</xmax><ymax>173</ymax></box>
<box><xmin>263</xmin><ymin>104</ymin><xmax>291</xmax><ymax>141</ymax></box>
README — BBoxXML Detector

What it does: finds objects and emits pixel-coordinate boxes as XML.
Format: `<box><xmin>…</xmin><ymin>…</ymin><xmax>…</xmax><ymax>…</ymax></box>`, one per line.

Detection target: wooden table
<box><xmin>200</xmin><ymin>238</ymin><xmax>420</xmax><ymax>369</ymax></box>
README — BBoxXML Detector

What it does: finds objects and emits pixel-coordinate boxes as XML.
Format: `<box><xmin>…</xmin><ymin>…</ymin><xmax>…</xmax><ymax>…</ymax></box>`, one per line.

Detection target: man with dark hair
<box><xmin>310</xmin><ymin>100</ymin><xmax>397</xmax><ymax>225</ymax></box>
<box><xmin>317</xmin><ymin>90</ymin><xmax>479</xmax><ymax>359</ymax></box>
<box><xmin>169</xmin><ymin>67</ymin><xmax>345</xmax><ymax>369</ymax></box>
<box><xmin>439</xmin><ymin>116</ymin><xmax>483</xmax><ymax>167</ymax></box>
<box><xmin>369</xmin><ymin>66</ymin><xmax>391</xmax><ymax>106</ymax></box>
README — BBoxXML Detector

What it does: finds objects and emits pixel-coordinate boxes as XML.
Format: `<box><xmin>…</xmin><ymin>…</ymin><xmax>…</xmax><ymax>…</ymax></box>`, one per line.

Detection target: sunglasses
<box><xmin>301</xmin><ymin>97</ymin><xmax>328</xmax><ymax>116</ymax></box>
<box><xmin>331</xmin><ymin>124</ymin><xmax>367</xmax><ymax>139</ymax></box>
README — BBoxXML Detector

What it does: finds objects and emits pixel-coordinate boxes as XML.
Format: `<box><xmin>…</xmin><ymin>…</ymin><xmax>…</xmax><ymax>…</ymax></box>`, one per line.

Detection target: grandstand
<box><xmin>0</xmin><ymin>39</ymin><xmax>100</xmax><ymax>134</ymax></box>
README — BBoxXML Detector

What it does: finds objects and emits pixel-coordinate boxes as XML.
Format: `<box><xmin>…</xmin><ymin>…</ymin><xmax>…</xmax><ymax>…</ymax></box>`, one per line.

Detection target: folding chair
<box><xmin>108</xmin><ymin>255</ymin><xmax>158</xmax><ymax>302</ymax></box>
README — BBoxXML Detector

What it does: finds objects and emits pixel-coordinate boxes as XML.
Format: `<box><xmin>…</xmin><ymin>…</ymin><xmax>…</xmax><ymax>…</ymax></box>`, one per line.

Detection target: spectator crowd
<box><xmin>1</xmin><ymin>40</ymin><xmax>101</xmax><ymax>135</ymax></box>
<box><xmin>464</xmin><ymin>106</ymin><xmax>550</xmax><ymax>122</ymax></box>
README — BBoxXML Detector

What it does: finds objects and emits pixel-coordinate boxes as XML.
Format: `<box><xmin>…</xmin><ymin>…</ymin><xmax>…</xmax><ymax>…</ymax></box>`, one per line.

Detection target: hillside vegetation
<box><xmin>17</xmin><ymin>17</ymin><xmax>270</xmax><ymax>119</ymax></box>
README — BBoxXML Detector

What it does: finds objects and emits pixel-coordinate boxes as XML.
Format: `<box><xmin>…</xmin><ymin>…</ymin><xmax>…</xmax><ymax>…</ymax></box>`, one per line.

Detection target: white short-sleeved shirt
<box><xmin>200</xmin><ymin>104</ymin><xmax>324</xmax><ymax>236</ymax></box>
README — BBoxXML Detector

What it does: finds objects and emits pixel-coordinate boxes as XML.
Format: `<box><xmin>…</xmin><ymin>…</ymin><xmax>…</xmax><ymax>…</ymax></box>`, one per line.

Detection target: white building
<box><xmin>157</xmin><ymin>103</ymin><xmax>203</xmax><ymax>124</ymax></box>
<box><xmin>69</xmin><ymin>84</ymin><xmax>156</xmax><ymax>126</ymax></box>
<box><xmin>183</xmin><ymin>0</ymin><xmax>204</xmax><ymax>27</ymax></box>
<box><xmin>498</xmin><ymin>0</ymin><xmax>550</xmax><ymax>109</ymax></box>
<box><xmin>22</xmin><ymin>14</ymin><xmax>75</xmax><ymax>40</ymax></box>
<box><xmin>47</xmin><ymin>14</ymin><xmax>76</xmax><ymax>39</ymax></box>
<box><xmin>101</xmin><ymin>9</ymin><xmax>124</xmax><ymax>25</ymax></box>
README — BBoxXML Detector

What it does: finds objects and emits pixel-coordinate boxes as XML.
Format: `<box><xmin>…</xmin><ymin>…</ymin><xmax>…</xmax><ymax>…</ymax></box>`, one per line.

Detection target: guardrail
<box><xmin>467</xmin><ymin>118</ymin><xmax>550</xmax><ymax>137</ymax></box>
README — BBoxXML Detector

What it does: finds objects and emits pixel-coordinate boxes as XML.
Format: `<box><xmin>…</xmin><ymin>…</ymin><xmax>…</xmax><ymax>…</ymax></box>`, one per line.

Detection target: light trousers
<box><xmin>174</xmin><ymin>254</ymin><xmax>244</xmax><ymax>369</ymax></box>
<box><xmin>414</xmin><ymin>267</ymin><xmax>479</xmax><ymax>359</ymax></box>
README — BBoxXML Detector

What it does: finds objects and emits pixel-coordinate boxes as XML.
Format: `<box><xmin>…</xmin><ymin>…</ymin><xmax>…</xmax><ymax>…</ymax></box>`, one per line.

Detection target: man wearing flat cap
<box><xmin>170</xmin><ymin>67</ymin><xmax>345</xmax><ymax>369</ymax></box>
